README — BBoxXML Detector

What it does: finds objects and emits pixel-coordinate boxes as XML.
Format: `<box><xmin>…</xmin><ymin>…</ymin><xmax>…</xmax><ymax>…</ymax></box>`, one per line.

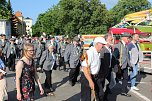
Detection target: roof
<box><xmin>15</xmin><ymin>11</ymin><xmax>23</xmax><ymax>17</ymax></box>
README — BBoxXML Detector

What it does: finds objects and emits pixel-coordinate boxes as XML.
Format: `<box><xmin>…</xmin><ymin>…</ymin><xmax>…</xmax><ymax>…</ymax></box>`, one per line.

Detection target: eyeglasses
<box><xmin>26</xmin><ymin>49</ymin><xmax>34</xmax><ymax>51</ymax></box>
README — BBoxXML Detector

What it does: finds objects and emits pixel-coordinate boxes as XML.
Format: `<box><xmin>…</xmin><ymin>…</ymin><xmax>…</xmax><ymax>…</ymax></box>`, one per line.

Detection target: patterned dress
<box><xmin>20</xmin><ymin>60</ymin><xmax>35</xmax><ymax>101</ymax></box>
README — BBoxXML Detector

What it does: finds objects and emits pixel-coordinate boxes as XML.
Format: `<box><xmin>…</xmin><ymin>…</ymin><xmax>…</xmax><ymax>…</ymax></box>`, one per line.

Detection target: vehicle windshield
<box><xmin>113</xmin><ymin>22</ymin><xmax>131</xmax><ymax>28</ymax></box>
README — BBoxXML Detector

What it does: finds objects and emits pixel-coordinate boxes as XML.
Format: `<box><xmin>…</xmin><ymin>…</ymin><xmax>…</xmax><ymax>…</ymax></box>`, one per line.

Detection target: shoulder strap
<box><xmin>20</xmin><ymin>59</ymin><xmax>25</xmax><ymax>64</ymax></box>
<box><xmin>82</xmin><ymin>50</ymin><xmax>89</xmax><ymax>68</ymax></box>
<box><xmin>119</xmin><ymin>43</ymin><xmax>123</xmax><ymax>66</ymax></box>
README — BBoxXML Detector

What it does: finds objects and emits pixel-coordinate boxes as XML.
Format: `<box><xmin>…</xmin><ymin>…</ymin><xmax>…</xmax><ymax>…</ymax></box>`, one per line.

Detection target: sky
<box><xmin>11</xmin><ymin>0</ymin><xmax>152</xmax><ymax>25</ymax></box>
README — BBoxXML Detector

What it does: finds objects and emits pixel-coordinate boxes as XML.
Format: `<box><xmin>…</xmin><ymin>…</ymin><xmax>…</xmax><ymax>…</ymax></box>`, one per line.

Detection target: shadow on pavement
<box><xmin>62</xmin><ymin>92</ymin><xmax>80</xmax><ymax>101</ymax></box>
<box><xmin>34</xmin><ymin>86</ymin><xmax>46</xmax><ymax>100</ymax></box>
<box><xmin>6</xmin><ymin>72</ymin><xmax>15</xmax><ymax>78</ymax></box>
<box><xmin>136</xmin><ymin>72</ymin><xmax>147</xmax><ymax>86</ymax></box>
<box><xmin>108</xmin><ymin>83</ymin><xmax>123</xmax><ymax>101</ymax></box>
<box><xmin>53</xmin><ymin>76</ymin><xmax>69</xmax><ymax>89</ymax></box>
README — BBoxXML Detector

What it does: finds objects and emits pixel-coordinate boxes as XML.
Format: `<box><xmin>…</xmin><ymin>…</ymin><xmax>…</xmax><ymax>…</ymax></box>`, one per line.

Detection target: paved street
<box><xmin>6</xmin><ymin>68</ymin><xmax>152</xmax><ymax>101</ymax></box>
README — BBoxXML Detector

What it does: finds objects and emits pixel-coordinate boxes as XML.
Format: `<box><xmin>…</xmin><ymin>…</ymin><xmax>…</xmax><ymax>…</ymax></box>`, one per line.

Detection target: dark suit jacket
<box><xmin>3</xmin><ymin>42</ymin><xmax>16</xmax><ymax>58</ymax></box>
<box><xmin>98</xmin><ymin>46</ymin><xmax>111</xmax><ymax>78</ymax></box>
<box><xmin>98</xmin><ymin>46</ymin><xmax>118</xmax><ymax>78</ymax></box>
<box><xmin>113</xmin><ymin>41</ymin><xmax>131</xmax><ymax>69</ymax></box>
<box><xmin>35</xmin><ymin>42</ymin><xmax>45</xmax><ymax>58</ymax></box>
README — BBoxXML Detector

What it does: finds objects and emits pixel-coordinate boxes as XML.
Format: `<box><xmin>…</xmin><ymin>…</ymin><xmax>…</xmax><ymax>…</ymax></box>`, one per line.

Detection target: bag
<box><xmin>80</xmin><ymin>50</ymin><xmax>88</xmax><ymax>61</ymax></box>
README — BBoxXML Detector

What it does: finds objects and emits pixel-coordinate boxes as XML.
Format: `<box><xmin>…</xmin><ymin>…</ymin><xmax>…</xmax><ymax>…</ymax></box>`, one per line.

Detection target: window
<box><xmin>6</xmin><ymin>22</ymin><xmax>9</xmax><ymax>26</ymax></box>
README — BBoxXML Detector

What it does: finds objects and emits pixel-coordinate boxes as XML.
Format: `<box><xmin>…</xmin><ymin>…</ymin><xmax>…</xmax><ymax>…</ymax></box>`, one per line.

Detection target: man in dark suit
<box><xmin>0</xmin><ymin>34</ymin><xmax>8</xmax><ymax>65</ymax></box>
<box><xmin>64</xmin><ymin>36</ymin><xmax>82</xmax><ymax>86</ymax></box>
<box><xmin>3</xmin><ymin>38</ymin><xmax>16</xmax><ymax>71</ymax></box>
<box><xmin>35</xmin><ymin>37</ymin><xmax>45</xmax><ymax>69</ymax></box>
<box><xmin>98</xmin><ymin>34</ymin><xmax>116</xmax><ymax>101</ymax></box>
<box><xmin>113</xmin><ymin>32</ymin><xmax>132</xmax><ymax>97</ymax></box>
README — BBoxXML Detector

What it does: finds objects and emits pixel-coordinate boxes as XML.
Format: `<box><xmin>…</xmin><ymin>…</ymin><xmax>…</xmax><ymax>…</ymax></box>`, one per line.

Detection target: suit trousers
<box><xmin>0</xmin><ymin>78</ymin><xmax>8</xmax><ymax>101</ymax></box>
<box><xmin>7</xmin><ymin>54</ymin><xmax>16</xmax><ymax>71</ymax></box>
<box><xmin>59</xmin><ymin>57</ymin><xmax>65</xmax><ymax>70</ymax></box>
<box><xmin>121</xmin><ymin>68</ymin><xmax>129</xmax><ymax>93</ymax></box>
<box><xmin>81</xmin><ymin>73</ymin><xmax>104</xmax><ymax>101</ymax></box>
<box><xmin>69</xmin><ymin>62</ymin><xmax>80</xmax><ymax>83</ymax></box>
<box><xmin>43</xmin><ymin>69</ymin><xmax>53</xmax><ymax>93</ymax></box>
<box><xmin>35</xmin><ymin>58</ymin><xmax>40</xmax><ymax>68</ymax></box>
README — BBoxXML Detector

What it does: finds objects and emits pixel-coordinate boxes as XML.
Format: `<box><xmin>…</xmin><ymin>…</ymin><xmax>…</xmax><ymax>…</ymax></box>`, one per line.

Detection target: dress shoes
<box><xmin>69</xmin><ymin>81</ymin><xmax>75</xmax><ymax>86</ymax></box>
<box><xmin>121</xmin><ymin>93</ymin><xmax>131</xmax><ymax>97</ymax></box>
<box><xmin>50</xmin><ymin>87</ymin><xmax>55</xmax><ymax>92</ymax></box>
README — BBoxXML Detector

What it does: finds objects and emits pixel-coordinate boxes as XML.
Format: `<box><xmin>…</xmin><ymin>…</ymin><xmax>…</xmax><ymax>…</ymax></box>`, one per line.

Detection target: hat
<box><xmin>10</xmin><ymin>38</ymin><xmax>16</xmax><ymax>41</ymax></box>
<box><xmin>73</xmin><ymin>36</ymin><xmax>80</xmax><ymax>42</ymax></box>
<box><xmin>121</xmin><ymin>32</ymin><xmax>131</xmax><ymax>37</ymax></box>
<box><xmin>26</xmin><ymin>38</ymin><xmax>31</xmax><ymax>41</ymax></box>
<box><xmin>0</xmin><ymin>33</ymin><xmax>6</xmax><ymax>36</ymax></box>
<box><xmin>94</xmin><ymin>37</ymin><xmax>107</xmax><ymax>44</ymax></box>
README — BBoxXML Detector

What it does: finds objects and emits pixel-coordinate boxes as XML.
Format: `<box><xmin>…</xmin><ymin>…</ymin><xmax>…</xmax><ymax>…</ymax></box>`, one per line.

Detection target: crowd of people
<box><xmin>0</xmin><ymin>32</ymin><xmax>143</xmax><ymax>101</ymax></box>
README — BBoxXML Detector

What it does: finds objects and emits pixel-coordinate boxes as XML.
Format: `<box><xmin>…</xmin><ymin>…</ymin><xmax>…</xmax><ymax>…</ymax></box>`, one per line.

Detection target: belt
<box><xmin>91</xmin><ymin>74</ymin><xmax>98</xmax><ymax>78</ymax></box>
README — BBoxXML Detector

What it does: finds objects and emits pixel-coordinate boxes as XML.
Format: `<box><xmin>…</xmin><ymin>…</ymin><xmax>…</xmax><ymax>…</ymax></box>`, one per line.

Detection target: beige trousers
<box><xmin>0</xmin><ymin>78</ymin><xmax>8</xmax><ymax>101</ymax></box>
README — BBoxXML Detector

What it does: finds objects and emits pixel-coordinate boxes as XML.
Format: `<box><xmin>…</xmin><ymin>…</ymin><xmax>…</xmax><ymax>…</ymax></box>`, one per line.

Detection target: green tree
<box><xmin>89</xmin><ymin>0</ymin><xmax>109</xmax><ymax>34</ymax></box>
<box><xmin>111</xmin><ymin>0</ymin><xmax>151</xmax><ymax>24</ymax></box>
<box><xmin>32</xmin><ymin>13</ymin><xmax>45</xmax><ymax>36</ymax></box>
<box><xmin>0</xmin><ymin>0</ymin><xmax>11</xmax><ymax>19</ymax></box>
<box><xmin>7</xmin><ymin>0</ymin><xmax>13</xmax><ymax>17</ymax></box>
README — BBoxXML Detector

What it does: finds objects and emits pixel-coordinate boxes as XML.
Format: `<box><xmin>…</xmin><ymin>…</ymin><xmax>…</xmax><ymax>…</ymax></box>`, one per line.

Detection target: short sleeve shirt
<box><xmin>81</xmin><ymin>47</ymin><xmax>101</xmax><ymax>75</ymax></box>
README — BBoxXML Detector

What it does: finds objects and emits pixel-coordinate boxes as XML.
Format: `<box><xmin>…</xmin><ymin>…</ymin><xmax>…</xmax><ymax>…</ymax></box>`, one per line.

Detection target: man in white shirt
<box><xmin>81</xmin><ymin>37</ymin><xmax>107</xmax><ymax>101</ymax></box>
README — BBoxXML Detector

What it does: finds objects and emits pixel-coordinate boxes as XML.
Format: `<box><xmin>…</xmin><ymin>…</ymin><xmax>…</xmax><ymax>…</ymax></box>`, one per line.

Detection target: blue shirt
<box><xmin>0</xmin><ymin>58</ymin><xmax>5</xmax><ymax>69</ymax></box>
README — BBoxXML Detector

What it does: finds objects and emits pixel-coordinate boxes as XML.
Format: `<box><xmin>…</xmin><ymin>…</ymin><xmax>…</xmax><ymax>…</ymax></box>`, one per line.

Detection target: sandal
<box><xmin>46</xmin><ymin>92</ymin><xmax>55</xmax><ymax>96</ymax></box>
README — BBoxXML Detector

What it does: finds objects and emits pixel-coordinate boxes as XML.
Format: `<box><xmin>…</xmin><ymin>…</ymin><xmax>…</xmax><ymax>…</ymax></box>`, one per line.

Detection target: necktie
<box><xmin>135</xmin><ymin>43</ymin><xmax>139</xmax><ymax>51</ymax></box>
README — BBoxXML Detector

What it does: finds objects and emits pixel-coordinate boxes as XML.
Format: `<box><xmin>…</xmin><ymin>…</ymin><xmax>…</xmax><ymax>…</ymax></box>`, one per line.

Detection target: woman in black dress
<box><xmin>16</xmin><ymin>43</ymin><xmax>44</xmax><ymax>101</ymax></box>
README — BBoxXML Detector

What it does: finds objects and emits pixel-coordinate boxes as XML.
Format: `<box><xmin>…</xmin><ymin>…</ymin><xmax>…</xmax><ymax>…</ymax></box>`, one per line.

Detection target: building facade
<box><xmin>0</xmin><ymin>19</ymin><xmax>11</xmax><ymax>38</ymax></box>
<box><xmin>24</xmin><ymin>17</ymin><xmax>33</xmax><ymax>36</ymax></box>
<box><xmin>14</xmin><ymin>11</ymin><xmax>26</xmax><ymax>36</ymax></box>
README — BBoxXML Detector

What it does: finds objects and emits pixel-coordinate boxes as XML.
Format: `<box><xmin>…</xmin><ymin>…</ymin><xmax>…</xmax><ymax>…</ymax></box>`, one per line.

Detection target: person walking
<box><xmin>57</xmin><ymin>36</ymin><xmax>66</xmax><ymax>71</ymax></box>
<box><xmin>34</xmin><ymin>37</ymin><xmax>45</xmax><ymax>71</ymax></box>
<box><xmin>98</xmin><ymin>34</ymin><xmax>117</xmax><ymax>101</ymax></box>
<box><xmin>4</xmin><ymin>38</ymin><xmax>17</xmax><ymax>71</ymax></box>
<box><xmin>0</xmin><ymin>34</ymin><xmax>8</xmax><ymax>66</ymax></box>
<box><xmin>64</xmin><ymin>36</ymin><xmax>82</xmax><ymax>86</ymax></box>
<box><xmin>128</xmin><ymin>34</ymin><xmax>143</xmax><ymax>91</ymax></box>
<box><xmin>39</xmin><ymin>43</ymin><xmax>56</xmax><ymax>96</ymax></box>
<box><xmin>113</xmin><ymin>32</ymin><xmax>132</xmax><ymax>97</ymax></box>
<box><xmin>16</xmin><ymin>43</ymin><xmax>44</xmax><ymax>101</ymax></box>
<box><xmin>81</xmin><ymin>37</ymin><xmax>107</xmax><ymax>101</ymax></box>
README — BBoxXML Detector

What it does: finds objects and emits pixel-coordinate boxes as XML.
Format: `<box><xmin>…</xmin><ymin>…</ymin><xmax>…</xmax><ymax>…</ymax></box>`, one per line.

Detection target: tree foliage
<box><xmin>0</xmin><ymin>0</ymin><xmax>12</xmax><ymax>19</ymax></box>
<box><xmin>32</xmin><ymin>0</ymin><xmax>109</xmax><ymax>36</ymax></box>
<box><xmin>111</xmin><ymin>0</ymin><xmax>151</xmax><ymax>24</ymax></box>
<box><xmin>32</xmin><ymin>0</ymin><xmax>152</xmax><ymax>36</ymax></box>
